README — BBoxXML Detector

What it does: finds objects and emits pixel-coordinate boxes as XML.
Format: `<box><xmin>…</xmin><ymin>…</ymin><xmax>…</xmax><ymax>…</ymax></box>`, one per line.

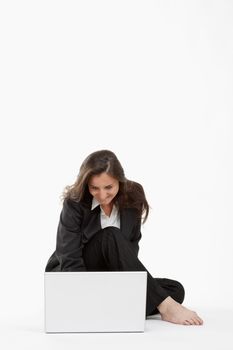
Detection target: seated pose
<box><xmin>45</xmin><ymin>149</ymin><xmax>203</xmax><ymax>326</ymax></box>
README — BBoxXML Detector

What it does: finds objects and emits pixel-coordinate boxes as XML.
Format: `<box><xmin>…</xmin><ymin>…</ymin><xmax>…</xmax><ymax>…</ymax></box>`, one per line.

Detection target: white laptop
<box><xmin>44</xmin><ymin>271</ymin><xmax>147</xmax><ymax>333</ymax></box>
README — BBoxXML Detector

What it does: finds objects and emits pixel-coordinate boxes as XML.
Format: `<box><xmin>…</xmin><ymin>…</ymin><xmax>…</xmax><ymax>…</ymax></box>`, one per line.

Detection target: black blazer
<box><xmin>45</xmin><ymin>192</ymin><xmax>142</xmax><ymax>272</ymax></box>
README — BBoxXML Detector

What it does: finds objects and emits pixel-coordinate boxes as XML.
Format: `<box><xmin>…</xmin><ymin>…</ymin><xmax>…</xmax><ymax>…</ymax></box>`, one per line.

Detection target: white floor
<box><xmin>1</xmin><ymin>307</ymin><xmax>232</xmax><ymax>350</ymax></box>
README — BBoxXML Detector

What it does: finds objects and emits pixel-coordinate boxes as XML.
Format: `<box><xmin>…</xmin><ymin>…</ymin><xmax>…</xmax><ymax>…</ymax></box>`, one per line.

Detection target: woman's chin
<box><xmin>100</xmin><ymin>198</ymin><xmax>112</xmax><ymax>205</ymax></box>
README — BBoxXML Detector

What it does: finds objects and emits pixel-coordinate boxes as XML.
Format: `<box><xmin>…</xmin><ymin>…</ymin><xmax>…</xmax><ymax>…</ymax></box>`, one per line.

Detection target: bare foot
<box><xmin>157</xmin><ymin>296</ymin><xmax>203</xmax><ymax>325</ymax></box>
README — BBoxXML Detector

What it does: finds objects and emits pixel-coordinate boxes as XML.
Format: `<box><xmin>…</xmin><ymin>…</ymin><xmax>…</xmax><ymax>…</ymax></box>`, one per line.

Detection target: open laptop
<box><xmin>44</xmin><ymin>271</ymin><xmax>147</xmax><ymax>333</ymax></box>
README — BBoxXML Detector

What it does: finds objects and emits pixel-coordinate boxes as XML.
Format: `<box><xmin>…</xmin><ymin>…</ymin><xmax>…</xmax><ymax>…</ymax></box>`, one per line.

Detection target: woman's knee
<box><xmin>99</xmin><ymin>226</ymin><xmax>124</xmax><ymax>250</ymax></box>
<box><xmin>101</xmin><ymin>226</ymin><xmax>121</xmax><ymax>238</ymax></box>
<box><xmin>89</xmin><ymin>227</ymin><xmax>121</xmax><ymax>247</ymax></box>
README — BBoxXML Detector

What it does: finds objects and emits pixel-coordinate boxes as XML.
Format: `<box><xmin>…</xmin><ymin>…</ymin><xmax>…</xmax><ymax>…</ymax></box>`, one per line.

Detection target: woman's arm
<box><xmin>55</xmin><ymin>198</ymin><xmax>87</xmax><ymax>271</ymax></box>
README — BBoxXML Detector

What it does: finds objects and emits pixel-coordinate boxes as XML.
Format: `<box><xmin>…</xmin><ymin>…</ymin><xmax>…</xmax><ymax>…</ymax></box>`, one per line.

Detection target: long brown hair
<box><xmin>61</xmin><ymin>149</ymin><xmax>150</xmax><ymax>224</ymax></box>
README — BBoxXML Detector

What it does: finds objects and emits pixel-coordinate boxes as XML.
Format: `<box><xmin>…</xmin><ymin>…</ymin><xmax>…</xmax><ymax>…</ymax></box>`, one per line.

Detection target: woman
<box><xmin>45</xmin><ymin>149</ymin><xmax>203</xmax><ymax>326</ymax></box>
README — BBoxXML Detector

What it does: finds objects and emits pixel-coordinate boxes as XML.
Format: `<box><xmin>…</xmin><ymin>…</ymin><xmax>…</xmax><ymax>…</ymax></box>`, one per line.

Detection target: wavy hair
<box><xmin>61</xmin><ymin>149</ymin><xmax>150</xmax><ymax>224</ymax></box>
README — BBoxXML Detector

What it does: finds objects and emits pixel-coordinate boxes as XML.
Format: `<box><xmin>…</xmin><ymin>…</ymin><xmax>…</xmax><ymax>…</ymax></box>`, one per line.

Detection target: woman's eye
<box><xmin>90</xmin><ymin>186</ymin><xmax>112</xmax><ymax>190</ymax></box>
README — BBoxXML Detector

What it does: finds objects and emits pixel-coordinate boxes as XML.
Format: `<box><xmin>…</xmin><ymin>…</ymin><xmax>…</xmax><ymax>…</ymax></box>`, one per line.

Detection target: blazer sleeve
<box><xmin>130</xmin><ymin>217</ymin><xmax>142</xmax><ymax>257</ymax></box>
<box><xmin>55</xmin><ymin>198</ymin><xmax>87</xmax><ymax>271</ymax></box>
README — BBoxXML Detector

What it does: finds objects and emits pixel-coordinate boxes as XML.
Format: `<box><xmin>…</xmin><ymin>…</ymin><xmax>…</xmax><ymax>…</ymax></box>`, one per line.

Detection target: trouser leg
<box><xmin>82</xmin><ymin>226</ymin><xmax>170</xmax><ymax>317</ymax></box>
<box><xmin>147</xmin><ymin>278</ymin><xmax>185</xmax><ymax>315</ymax></box>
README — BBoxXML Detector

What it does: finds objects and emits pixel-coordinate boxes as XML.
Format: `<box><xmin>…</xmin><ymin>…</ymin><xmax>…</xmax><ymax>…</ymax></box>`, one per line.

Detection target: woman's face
<box><xmin>88</xmin><ymin>172</ymin><xmax>119</xmax><ymax>206</ymax></box>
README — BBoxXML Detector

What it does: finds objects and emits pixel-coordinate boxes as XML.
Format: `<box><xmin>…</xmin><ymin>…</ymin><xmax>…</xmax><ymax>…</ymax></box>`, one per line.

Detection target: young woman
<box><xmin>45</xmin><ymin>149</ymin><xmax>203</xmax><ymax>326</ymax></box>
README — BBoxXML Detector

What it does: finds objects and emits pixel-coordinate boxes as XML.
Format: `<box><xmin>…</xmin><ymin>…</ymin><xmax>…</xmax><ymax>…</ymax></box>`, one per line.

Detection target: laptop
<box><xmin>44</xmin><ymin>271</ymin><xmax>147</xmax><ymax>333</ymax></box>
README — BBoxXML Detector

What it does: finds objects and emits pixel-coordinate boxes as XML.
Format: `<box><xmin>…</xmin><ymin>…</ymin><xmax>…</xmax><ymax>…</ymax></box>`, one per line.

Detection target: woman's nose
<box><xmin>99</xmin><ymin>191</ymin><xmax>107</xmax><ymax>200</ymax></box>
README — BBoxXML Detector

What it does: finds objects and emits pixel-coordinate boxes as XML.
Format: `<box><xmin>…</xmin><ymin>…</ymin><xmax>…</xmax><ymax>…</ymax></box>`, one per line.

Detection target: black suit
<box><xmin>45</xmin><ymin>193</ymin><xmax>185</xmax><ymax>317</ymax></box>
<box><xmin>45</xmin><ymin>193</ymin><xmax>141</xmax><ymax>272</ymax></box>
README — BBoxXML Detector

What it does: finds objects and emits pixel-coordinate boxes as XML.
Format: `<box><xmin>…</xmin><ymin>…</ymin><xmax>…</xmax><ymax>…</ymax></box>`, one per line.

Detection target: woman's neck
<box><xmin>101</xmin><ymin>202</ymin><xmax>113</xmax><ymax>217</ymax></box>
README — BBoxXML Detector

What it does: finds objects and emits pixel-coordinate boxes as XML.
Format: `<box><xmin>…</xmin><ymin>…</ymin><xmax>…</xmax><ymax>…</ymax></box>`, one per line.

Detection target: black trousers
<box><xmin>82</xmin><ymin>226</ymin><xmax>185</xmax><ymax>317</ymax></box>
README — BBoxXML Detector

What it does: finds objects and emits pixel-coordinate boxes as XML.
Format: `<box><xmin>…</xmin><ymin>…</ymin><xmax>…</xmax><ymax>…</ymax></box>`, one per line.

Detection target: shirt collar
<box><xmin>91</xmin><ymin>197</ymin><xmax>101</xmax><ymax>210</ymax></box>
<box><xmin>91</xmin><ymin>197</ymin><xmax>118</xmax><ymax>214</ymax></box>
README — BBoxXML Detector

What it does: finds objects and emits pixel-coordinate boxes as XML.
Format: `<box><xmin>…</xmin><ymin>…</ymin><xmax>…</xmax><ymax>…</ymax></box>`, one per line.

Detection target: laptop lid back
<box><xmin>44</xmin><ymin>271</ymin><xmax>147</xmax><ymax>333</ymax></box>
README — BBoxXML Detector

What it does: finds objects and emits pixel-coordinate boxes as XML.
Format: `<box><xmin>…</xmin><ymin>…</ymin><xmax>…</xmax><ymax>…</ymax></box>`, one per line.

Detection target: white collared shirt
<box><xmin>91</xmin><ymin>197</ymin><xmax>121</xmax><ymax>229</ymax></box>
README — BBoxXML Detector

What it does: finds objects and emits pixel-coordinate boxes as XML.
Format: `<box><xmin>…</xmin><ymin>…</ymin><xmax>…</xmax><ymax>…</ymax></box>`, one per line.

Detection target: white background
<box><xmin>0</xmin><ymin>0</ymin><xmax>232</xmax><ymax>349</ymax></box>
